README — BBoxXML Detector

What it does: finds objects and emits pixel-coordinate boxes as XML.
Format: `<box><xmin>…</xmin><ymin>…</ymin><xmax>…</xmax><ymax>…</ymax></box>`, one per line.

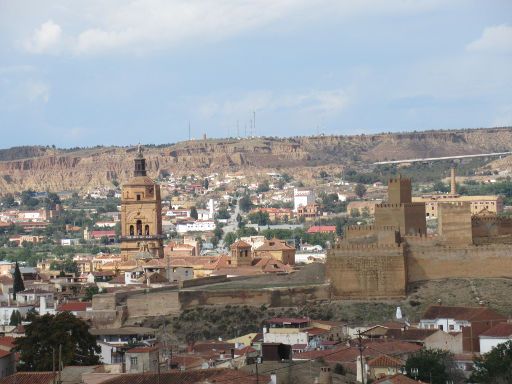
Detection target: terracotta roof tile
<box><xmin>480</xmin><ymin>322</ymin><xmax>512</xmax><ymax>338</ymax></box>
<box><xmin>0</xmin><ymin>372</ymin><xmax>57</xmax><ymax>384</ymax></box>
<box><xmin>368</xmin><ymin>354</ymin><xmax>403</xmax><ymax>368</ymax></box>
<box><xmin>421</xmin><ymin>305</ymin><xmax>503</xmax><ymax>321</ymax></box>
<box><xmin>373</xmin><ymin>374</ymin><xmax>427</xmax><ymax>384</ymax></box>
<box><xmin>57</xmin><ymin>302</ymin><xmax>89</xmax><ymax>312</ymax></box>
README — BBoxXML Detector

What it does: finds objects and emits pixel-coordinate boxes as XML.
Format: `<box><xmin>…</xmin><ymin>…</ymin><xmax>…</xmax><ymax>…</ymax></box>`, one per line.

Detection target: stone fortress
<box><xmin>327</xmin><ymin>174</ymin><xmax>512</xmax><ymax>299</ymax></box>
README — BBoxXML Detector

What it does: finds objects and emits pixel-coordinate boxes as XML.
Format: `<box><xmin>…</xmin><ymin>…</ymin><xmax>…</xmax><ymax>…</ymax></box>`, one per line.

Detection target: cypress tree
<box><xmin>13</xmin><ymin>261</ymin><xmax>25</xmax><ymax>301</ymax></box>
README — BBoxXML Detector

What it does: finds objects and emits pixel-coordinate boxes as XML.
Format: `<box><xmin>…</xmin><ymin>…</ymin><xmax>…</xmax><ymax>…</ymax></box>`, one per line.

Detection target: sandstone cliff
<box><xmin>1</xmin><ymin>127</ymin><xmax>511</xmax><ymax>193</ymax></box>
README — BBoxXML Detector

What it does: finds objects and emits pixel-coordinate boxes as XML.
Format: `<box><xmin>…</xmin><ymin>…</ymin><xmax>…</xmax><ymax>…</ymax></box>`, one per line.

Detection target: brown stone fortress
<box><xmin>327</xmin><ymin>175</ymin><xmax>512</xmax><ymax>299</ymax></box>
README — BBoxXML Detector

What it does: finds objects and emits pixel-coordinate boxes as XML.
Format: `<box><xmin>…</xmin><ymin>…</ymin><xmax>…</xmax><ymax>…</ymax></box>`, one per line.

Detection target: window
<box><xmin>129</xmin><ymin>225</ymin><xmax>134</xmax><ymax>236</ymax></box>
<box><xmin>449</xmin><ymin>325</ymin><xmax>455</xmax><ymax>331</ymax></box>
<box><xmin>136</xmin><ymin>194</ymin><xmax>141</xmax><ymax>201</ymax></box>
<box><xmin>136</xmin><ymin>220</ymin><xmax>142</xmax><ymax>235</ymax></box>
<box><xmin>439</xmin><ymin>325</ymin><xmax>444</xmax><ymax>330</ymax></box>
<box><xmin>130</xmin><ymin>356</ymin><xmax>138</xmax><ymax>368</ymax></box>
<box><xmin>145</xmin><ymin>225</ymin><xmax>150</xmax><ymax>236</ymax></box>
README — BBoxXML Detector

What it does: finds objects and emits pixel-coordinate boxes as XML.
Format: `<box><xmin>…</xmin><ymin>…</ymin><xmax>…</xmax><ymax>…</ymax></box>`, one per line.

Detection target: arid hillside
<box><xmin>1</xmin><ymin>127</ymin><xmax>512</xmax><ymax>193</ymax></box>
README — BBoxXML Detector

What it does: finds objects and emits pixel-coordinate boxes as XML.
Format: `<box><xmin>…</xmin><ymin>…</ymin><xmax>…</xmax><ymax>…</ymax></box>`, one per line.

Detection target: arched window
<box><xmin>129</xmin><ymin>225</ymin><xmax>134</xmax><ymax>236</ymax></box>
<box><xmin>136</xmin><ymin>220</ymin><xmax>142</xmax><ymax>236</ymax></box>
<box><xmin>145</xmin><ymin>225</ymin><xmax>150</xmax><ymax>236</ymax></box>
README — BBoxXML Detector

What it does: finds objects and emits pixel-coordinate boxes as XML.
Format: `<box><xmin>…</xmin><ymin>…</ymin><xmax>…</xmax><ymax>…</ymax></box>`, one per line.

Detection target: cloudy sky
<box><xmin>0</xmin><ymin>0</ymin><xmax>511</xmax><ymax>147</ymax></box>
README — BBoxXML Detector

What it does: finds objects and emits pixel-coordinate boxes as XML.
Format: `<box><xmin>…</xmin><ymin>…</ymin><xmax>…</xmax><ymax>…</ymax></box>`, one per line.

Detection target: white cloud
<box><xmin>466</xmin><ymin>24</ymin><xmax>512</xmax><ymax>54</ymax></box>
<box><xmin>16</xmin><ymin>0</ymin><xmax>451</xmax><ymax>55</ymax></box>
<box><xmin>24</xmin><ymin>20</ymin><xmax>62</xmax><ymax>53</ymax></box>
<box><xmin>25</xmin><ymin>81</ymin><xmax>50</xmax><ymax>103</ymax></box>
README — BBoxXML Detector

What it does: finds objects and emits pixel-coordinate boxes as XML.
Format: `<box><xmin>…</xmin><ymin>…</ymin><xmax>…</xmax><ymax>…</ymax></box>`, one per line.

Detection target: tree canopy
<box><xmin>15</xmin><ymin>312</ymin><xmax>100</xmax><ymax>371</ymax></box>
<box><xmin>405</xmin><ymin>349</ymin><xmax>464</xmax><ymax>384</ymax></box>
<box><xmin>470</xmin><ymin>340</ymin><xmax>512</xmax><ymax>383</ymax></box>
<box><xmin>13</xmin><ymin>261</ymin><xmax>25</xmax><ymax>301</ymax></box>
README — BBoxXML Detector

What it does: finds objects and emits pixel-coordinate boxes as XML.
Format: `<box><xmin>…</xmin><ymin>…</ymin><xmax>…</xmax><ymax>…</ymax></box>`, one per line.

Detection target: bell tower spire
<box><xmin>134</xmin><ymin>143</ymin><xmax>147</xmax><ymax>177</ymax></box>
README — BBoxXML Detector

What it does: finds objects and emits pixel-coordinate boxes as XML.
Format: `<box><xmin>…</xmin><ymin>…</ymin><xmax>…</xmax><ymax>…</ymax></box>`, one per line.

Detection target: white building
<box><xmin>479</xmin><ymin>323</ymin><xmax>512</xmax><ymax>354</ymax></box>
<box><xmin>293</xmin><ymin>189</ymin><xmax>316</xmax><ymax>212</ymax></box>
<box><xmin>263</xmin><ymin>317</ymin><xmax>310</xmax><ymax>346</ymax></box>
<box><xmin>176</xmin><ymin>220</ymin><xmax>216</xmax><ymax>233</ymax></box>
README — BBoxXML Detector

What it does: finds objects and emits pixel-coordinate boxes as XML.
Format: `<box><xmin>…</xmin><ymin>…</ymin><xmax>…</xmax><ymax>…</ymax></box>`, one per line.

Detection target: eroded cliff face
<box><xmin>0</xmin><ymin>127</ymin><xmax>511</xmax><ymax>193</ymax></box>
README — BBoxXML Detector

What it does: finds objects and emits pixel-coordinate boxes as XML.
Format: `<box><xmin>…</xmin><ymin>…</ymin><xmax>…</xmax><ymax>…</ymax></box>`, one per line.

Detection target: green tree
<box><xmin>9</xmin><ymin>310</ymin><xmax>22</xmax><ymax>326</ymax></box>
<box><xmin>433</xmin><ymin>181</ymin><xmax>449</xmax><ymax>193</ymax></box>
<box><xmin>405</xmin><ymin>349</ymin><xmax>463</xmax><ymax>384</ymax></box>
<box><xmin>256</xmin><ymin>181</ymin><xmax>270</xmax><ymax>193</ymax></box>
<box><xmin>13</xmin><ymin>261</ymin><xmax>25</xmax><ymax>301</ymax></box>
<box><xmin>84</xmin><ymin>286</ymin><xmax>99</xmax><ymax>301</ymax></box>
<box><xmin>190</xmin><ymin>207</ymin><xmax>198</xmax><ymax>220</ymax></box>
<box><xmin>203</xmin><ymin>178</ymin><xmax>209</xmax><ymax>190</ymax></box>
<box><xmin>247</xmin><ymin>211</ymin><xmax>270</xmax><ymax>226</ymax></box>
<box><xmin>239</xmin><ymin>195</ymin><xmax>253</xmax><ymax>212</ymax></box>
<box><xmin>216</xmin><ymin>208</ymin><xmax>230</xmax><ymax>220</ymax></box>
<box><xmin>354</xmin><ymin>183</ymin><xmax>367</xmax><ymax>198</ymax></box>
<box><xmin>1</xmin><ymin>194</ymin><xmax>16</xmax><ymax>208</ymax></box>
<box><xmin>470</xmin><ymin>340</ymin><xmax>512</xmax><ymax>383</ymax></box>
<box><xmin>15</xmin><ymin>312</ymin><xmax>100</xmax><ymax>371</ymax></box>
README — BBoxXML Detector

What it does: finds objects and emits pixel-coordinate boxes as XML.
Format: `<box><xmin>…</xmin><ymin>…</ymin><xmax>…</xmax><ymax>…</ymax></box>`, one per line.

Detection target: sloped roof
<box><xmin>0</xmin><ymin>372</ymin><xmax>57</xmax><ymax>384</ymax></box>
<box><xmin>255</xmin><ymin>238</ymin><xmax>294</xmax><ymax>251</ymax></box>
<box><xmin>480</xmin><ymin>322</ymin><xmax>512</xmax><ymax>338</ymax></box>
<box><xmin>306</xmin><ymin>226</ymin><xmax>336</xmax><ymax>233</ymax></box>
<box><xmin>368</xmin><ymin>354</ymin><xmax>403</xmax><ymax>368</ymax></box>
<box><xmin>373</xmin><ymin>374</ymin><xmax>426</xmax><ymax>384</ymax></box>
<box><xmin>421</xmin><ymin>305</ymin><xmax>502</xmax><ymax>321</ymax></box>
<box><xmin>230</xmin><ymin>240</ymin><xmax>252</xmax><ymax>249</ymax></box>
<box><xmin>57</xmin><ymin>302</ymin><xmax>88</xmax><ymax>312</ymax></box>
<box><xmin>398</xmin><ymin>329</ymin><xmax>438</xmax><ymax>342</ymax></box>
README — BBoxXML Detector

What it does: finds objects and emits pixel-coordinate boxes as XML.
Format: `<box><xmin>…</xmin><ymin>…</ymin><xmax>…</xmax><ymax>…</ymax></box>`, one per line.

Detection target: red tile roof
<box><xmin>373</xmin><ymin>374</ymin><xmax>426</xmax><ymax>384</ymax></box>
<box><xmin>0</xmin><ymin>337</ymin><xmax>15</xmax><ymax>350</ymax></box>
<box><xmin>57</xmin><ymin>302</ymin><xmax>88</xmax><ymax>312</ymax></box>
<box><xmin>0</xmin><ymin>372</ymin><xmax>57</xmax><ymax>384</ymax></box>
<box><xmin>0</xmin><ymin>350</ymin><xmax>11</xmax><ymax>358</ymax></box>
<box><xmin>422</xmin><ymin>305</ymin><xmax>504</xmax><ymax>321</ymax></box>
<box><xmin>230</xmin><ymin>240</ymin><xmax>252</xmax><ymax>249</ymax></box>
<box><xmin>100</xmin><ymin>369</ymin><xmax>266</xmax><ymax>384</ymax></box>
<box><xmin>306</xmin><ymin>225</ymin><xmax>336</xmax><ymax>233</ymax></box>
<box><xmin>368</xmin><ymin>354</ymin><xmax>403</xmax><ymax>368</ymax></box>
<box><xmin>480</xmin><ymin>322</ymin><xmax>512</xmax><ymax>338</ymax></box>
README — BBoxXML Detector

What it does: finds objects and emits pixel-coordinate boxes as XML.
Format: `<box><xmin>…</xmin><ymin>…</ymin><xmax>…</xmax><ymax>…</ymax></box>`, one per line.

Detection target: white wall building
<box><xmin>293</xmin><ymin>189</ymin><xmax>316</xmax><ymax>212</ymax></box>
<box><xmin>479</xmin><ymin>323</ymin><xmax>512</xmax><ymax>354</ymax></box>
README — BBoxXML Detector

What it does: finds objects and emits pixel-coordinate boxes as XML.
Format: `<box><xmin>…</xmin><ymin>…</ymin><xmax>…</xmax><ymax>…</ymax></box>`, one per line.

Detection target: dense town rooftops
<box><xmin>367</xmin><ymin>354</ymin><xmax>403</xmax><ymax>368</ymax></box>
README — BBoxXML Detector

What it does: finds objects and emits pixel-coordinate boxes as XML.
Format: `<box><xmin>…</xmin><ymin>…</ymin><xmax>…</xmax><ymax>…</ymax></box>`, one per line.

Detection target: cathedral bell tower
<box><xmin>120</xmin><ymin>145</ymin><xmax>164</xmax><ymax>261</ymax></box>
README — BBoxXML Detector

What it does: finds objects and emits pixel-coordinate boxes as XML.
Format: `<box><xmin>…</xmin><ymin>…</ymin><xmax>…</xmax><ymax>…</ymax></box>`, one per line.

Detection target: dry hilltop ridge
<box><xmin>1</xmin><ymin>126</ymin><xmax>512</xmax><ymax>193</ymax></box>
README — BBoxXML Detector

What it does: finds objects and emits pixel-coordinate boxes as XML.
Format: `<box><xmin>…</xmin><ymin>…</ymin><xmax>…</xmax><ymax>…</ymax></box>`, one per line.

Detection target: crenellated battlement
<box><xmin>472</xmin><ymin>216</ymin><xmax>512</xmax><ymax>223</ymax></box>
<box><xmin>333</xmin><ymin>242</ymin><xmax>402</xmax><ymax>250</ymax></box>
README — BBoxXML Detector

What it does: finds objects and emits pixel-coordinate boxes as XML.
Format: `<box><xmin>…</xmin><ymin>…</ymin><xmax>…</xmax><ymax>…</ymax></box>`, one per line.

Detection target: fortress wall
<box><xmin>327</xmin><ymin>245</ymin><xmax>406</xmax><ymax>298</ymax></box>
<box><xmin>407</xmin><ymin>244</ymin><xmax>512</xmax><ymax>282</ymax></box>
<box><xmin>472</xmin><ymin>217</ymin><xmax>512</xmax><ymax>238</ymax></box>
<box><xmin>178</xmin><ymin>285</ymin><xmax>330</xmax><ymax>309</ymax></box>
<box><xmin>438</xmin><ymin>203</ymin><xmax>472</xmax><ymax>245</ymax></box>
<box><xmin>126</xmin><ymin>290</ymin><xmax>181</xmax><ymax>318</ymax></box>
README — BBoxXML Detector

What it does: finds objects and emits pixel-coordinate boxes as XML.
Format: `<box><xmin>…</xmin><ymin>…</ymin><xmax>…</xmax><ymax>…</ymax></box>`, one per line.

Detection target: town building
<box><xmin>479</xmin><ymin>322</ymin><xmax>512</xmax><ymax>353</ymax></box>
<box><xmin>120</xmin><ymin>146</ymin><xmax>164</xmax><ymax>260</ymax></box>
<box><xmin>293</xmin><ymin>188</ymin><xmax>316</xmax><ymax>212</ymax></box>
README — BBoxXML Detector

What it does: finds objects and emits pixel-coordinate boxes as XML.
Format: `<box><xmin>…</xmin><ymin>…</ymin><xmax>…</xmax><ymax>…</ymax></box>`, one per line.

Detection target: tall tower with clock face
<box><xmin>120</xmin><ymin>145</ymin><xmax>164</xmax><ymax>260</ymax></box>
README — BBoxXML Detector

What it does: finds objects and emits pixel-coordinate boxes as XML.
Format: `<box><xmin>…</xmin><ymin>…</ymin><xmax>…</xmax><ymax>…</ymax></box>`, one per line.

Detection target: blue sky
<box><xmin>0</xmin><ymin>0</ymin><xmax>511</xmax><ymax>148</ymax></box>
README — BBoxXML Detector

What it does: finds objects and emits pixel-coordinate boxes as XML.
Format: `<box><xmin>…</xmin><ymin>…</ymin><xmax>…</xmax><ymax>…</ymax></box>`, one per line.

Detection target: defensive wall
<box><xmin>327</xmin><ymin>243</ymin><xmax>406</xmax><ymax>298</ymax></box>
<box><xmin>89</xmin><ymin>282</ymin><xmax>330</xmax><ymax>327</ymax></box>
<box><xmin>406</xmin><ymin>242</ymin><xmax>512</xmax><ymax>282</ymax></box>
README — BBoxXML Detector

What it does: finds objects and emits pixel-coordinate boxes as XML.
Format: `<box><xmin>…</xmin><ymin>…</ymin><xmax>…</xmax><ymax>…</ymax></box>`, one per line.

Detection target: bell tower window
<box><xmin>136</xmin><ymin>220</ymin><xmax>142</xmax><ymax>236</ymax></box>
<box><xmin>129</xmin><ymin>225</ymin><xmax>134</xmax><ymax>236</ymax></box>
<box><xmin>136</xmin><ymin>194</ymin><xmax>141</xmax><ymax>201</ymax></box>
<box><xmin>145</xmin><ymin>225</ymin><xmax>150</xmax><ymax>236</ymax></box>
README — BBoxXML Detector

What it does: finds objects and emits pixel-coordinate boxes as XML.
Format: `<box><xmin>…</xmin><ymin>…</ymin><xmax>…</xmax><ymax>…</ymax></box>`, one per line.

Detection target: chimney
<box><xmin>450</xmin><ymin>165</ymin><xmax>457</xmax><ymax>195</ymax></box>
<box><xmin>318</xmin><ymin>366</ymin><xmax>333</xmax><ymax>384</ymax></box>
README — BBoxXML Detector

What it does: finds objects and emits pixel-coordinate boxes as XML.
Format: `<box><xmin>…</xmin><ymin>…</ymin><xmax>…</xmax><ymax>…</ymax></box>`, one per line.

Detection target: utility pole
<box><xmin>357</xmin><ymin>330</ymin><xmax>366</xmax><ymax>384</ymax></box>
<box><xmin>58</xmin><ymin>344</ymin><xmax>62</xmax><ymax>384</ymax></box>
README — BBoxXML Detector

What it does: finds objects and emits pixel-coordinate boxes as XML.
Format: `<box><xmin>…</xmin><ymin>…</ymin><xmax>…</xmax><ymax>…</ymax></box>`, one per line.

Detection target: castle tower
<box><xmin>387</xmin><ymin>174</ymin><xmax>412</xmax><ymax>204</ymax></box>
<box><xmin>120</xmin><ymin>145</ymin><xmax>163</xmax><ymax>261</ymax></box>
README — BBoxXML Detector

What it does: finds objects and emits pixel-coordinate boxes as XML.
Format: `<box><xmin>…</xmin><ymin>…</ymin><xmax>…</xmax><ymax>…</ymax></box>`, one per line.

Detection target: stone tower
<box><xmin>120</xmin><ymin>146</ymin><xmax>164</xmax><ymax>261</ymax></box>
<box><xmin>230</xmin><ymin>240</ymin><xmax>252</xmax><ymax>267</ymax></box>
<box><xmin>387</xmin><ymin>174</ymin><xmax>412</xmax><ymax>204</ymax></box>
